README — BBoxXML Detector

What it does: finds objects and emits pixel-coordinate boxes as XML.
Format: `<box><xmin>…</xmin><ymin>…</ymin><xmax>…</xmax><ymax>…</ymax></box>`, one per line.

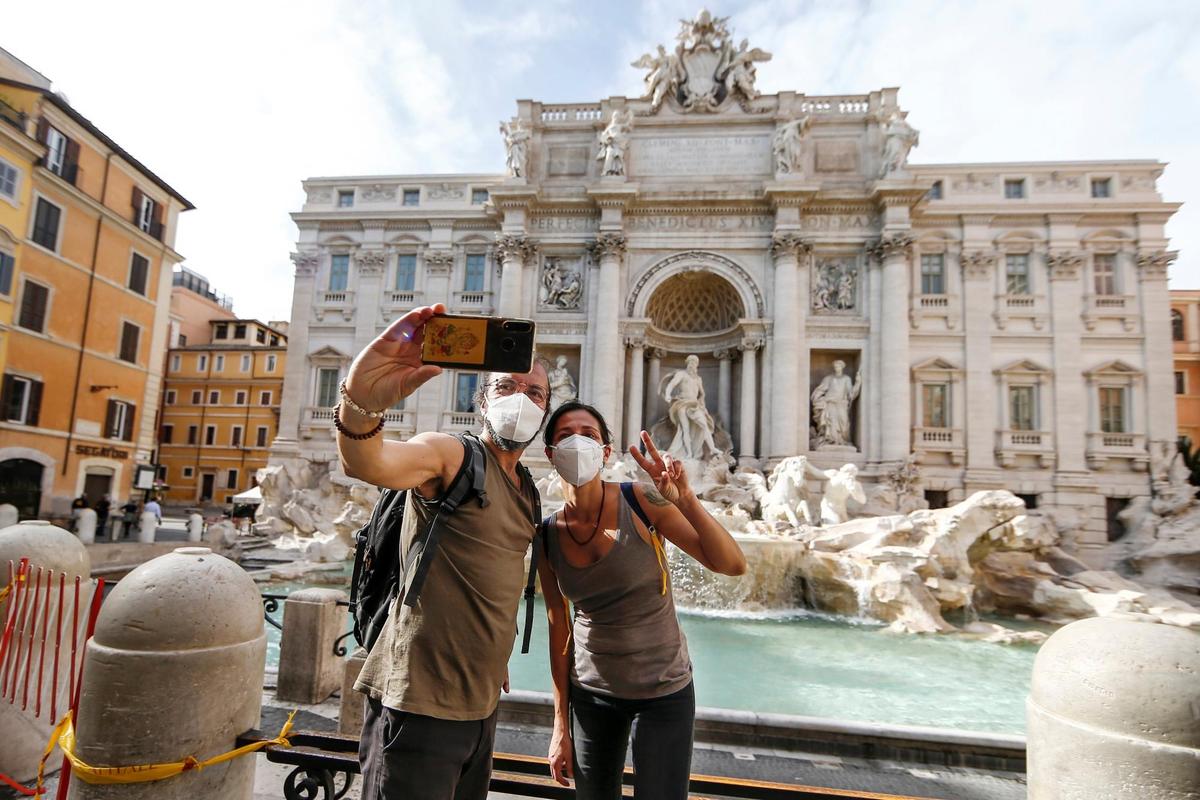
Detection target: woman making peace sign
<box><xmin>537</xmin><ymin>400</ymin><xmax>748</xmax><ymax>799</ymax></box>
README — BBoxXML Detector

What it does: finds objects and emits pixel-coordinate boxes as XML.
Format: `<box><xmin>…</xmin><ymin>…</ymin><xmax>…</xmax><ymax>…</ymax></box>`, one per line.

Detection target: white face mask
<box><xmin>484</xmin><ymin>391</ymin><xmax>544</xmax><ymax>445</ymax></box>
<box><xmin>551</xmin><ymin>434</ymin><xmax>607</xmax><ymax>486</ymax></box>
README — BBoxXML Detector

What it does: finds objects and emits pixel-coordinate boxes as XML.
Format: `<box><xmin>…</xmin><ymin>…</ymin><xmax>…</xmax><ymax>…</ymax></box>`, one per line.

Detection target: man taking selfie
<box><xmin>336</xmin><ymin>303</ymin><xmax>548</xmax><ymax>799</ymax></box>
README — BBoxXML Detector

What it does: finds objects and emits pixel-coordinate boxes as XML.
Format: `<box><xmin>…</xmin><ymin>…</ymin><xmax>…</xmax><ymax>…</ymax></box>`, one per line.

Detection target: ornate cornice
<box><xmin>770</xmin><ymin>232</ymin><xmax>813</xmax><ymax>259</ymax></box>
<box><xmin>494</xmin><ymin>234</ymin><xmax>538</xmax><ymax>263</ymax></box>
<box><xmin>961</xmin><ymin>250</ymin><xmax>997</xmax><ymax>279</ymax></box>
<box><xmin>291</xmin><ymin>251</ymin><xmax>319</xmax><ymax>277</ymax></box>
<box><xmin>1046</xmin><ymin>250</ymin><xmax>1084</xmax><ymax>281</ymax></box>
<box><xmin>589</xmin><ymin>232</ymin><xmax>628</xmax><ymax>260</ymax></box>
<box><xmin>1135</xmin><ymin>249</ymin><xmax>1176</xmax><ymax>280</ymax></box>
<box><xmin>868</xmin><ymin>232</ymin><xmax>914</xmax><ymax>261</ymax></box>
<box><xmin>423</xmin><ymin>250</ymin><xmax>454</xmax><ymax>274</ymax></box>
<box><xmin>356</xmin><ymin>250</ymin><xmax>387</xmax><ymax>274</ymax></box>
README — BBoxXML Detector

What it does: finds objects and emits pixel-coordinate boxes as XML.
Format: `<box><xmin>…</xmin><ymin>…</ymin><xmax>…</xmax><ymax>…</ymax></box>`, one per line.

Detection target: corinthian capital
<box><xmin>291</xmin><ymin>251</ymin><xmax>319</xmax><ymax>277</ymax></box>
<box><xmin>1135</xmin><ymin>249</ymin><xmax>1177</xmax><ymax>280</ymax></box>
<box><xmin>961</xmin><ymin>250</ymin><xmax>997</xmax><ymax>279</ymax></box>
<box><xmin>494</xmin><ymin>234</ymin><xmax>538</xmax><ymax>263</ymax></box>
<box><xmin>356</xmin><ymin>249</ymin><xmax>387</xmax><ymax>274</ymax></box>
<box><xmin>869</xmin><ymin>232</ymin><xmax>914</xmax><ymax>261</ymax></box>
<box><xmin>424</xmin><ymin>250</ymin><xmax>454</xmax><ymax>274</ymax></box>
<box><xmin>589</xmin><ymin>232</ymin><xmax>627</xmax><ymax>260</ymax></box>
<box><xmin>1046</xmin><ymin>250</ymin><xmax>1084</xmax><ymax>281</ymax></box>
<box><xmin>770</xmin><ymin>232</ymin><xmax>813</xmax><ymax>259</ymax></box>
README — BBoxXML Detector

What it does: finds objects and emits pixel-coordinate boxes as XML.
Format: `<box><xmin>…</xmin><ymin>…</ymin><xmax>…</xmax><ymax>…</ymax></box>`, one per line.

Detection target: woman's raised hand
<box><xmin>344</xmin><ymin>304</ymin><xmax>445</xmax><ymax>413</ymax></box>
<box><xmin>629</xmin><ymin>430</ymin><xmax>691</xmax><ymax>504</ymax></box>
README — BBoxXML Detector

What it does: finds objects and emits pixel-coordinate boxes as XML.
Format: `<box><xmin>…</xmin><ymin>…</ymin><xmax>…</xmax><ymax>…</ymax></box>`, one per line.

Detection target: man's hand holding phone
<box><xmin>342</xmin><ymin>304</ymin><xmax>446</xmax><ymax>429</ymax></box>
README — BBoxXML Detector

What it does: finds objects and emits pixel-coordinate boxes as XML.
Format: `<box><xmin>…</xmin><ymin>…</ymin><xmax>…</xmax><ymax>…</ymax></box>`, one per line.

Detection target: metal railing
<box><xmin>261</xmin><ymin>593</ymin><xmax>355</xmax><ymax>658</ymax></box>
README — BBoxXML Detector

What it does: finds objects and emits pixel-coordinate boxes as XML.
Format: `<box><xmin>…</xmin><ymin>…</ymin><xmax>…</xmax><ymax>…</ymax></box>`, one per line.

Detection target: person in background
<box><xmin>70</xmin><ymin>495</ymin><xmax>88</xmax><ymax>533</ymax></box>
<box><xmin>118</xmin><ymin>498</ymin><xmax>139</xmax><ymax>539</ymax></box>
<box><xmin>143</xmin><ymin>496</ymin><xmax>163</xmax><ymax>526</ymax></box>
<box><xmin>94</xmin><ymin>494</ymin><xmax>111</xmax><ymax>539</ymax></box>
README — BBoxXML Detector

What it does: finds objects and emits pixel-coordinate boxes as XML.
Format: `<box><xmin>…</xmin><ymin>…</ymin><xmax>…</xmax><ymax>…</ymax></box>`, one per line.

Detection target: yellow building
<box><xmin>158</xmin><ymin>318</ymin><xmax>287</xmax><ymax>506</ymax></box>
<box><xmin>1171</xmin><ymin>290</ymin><xmax>1200</xmax><ymax>445</ymax></box>
<box><xmin>0</xmin><ymin>56</ymin><xmax>193</xmax><ymax>519</ymax></box>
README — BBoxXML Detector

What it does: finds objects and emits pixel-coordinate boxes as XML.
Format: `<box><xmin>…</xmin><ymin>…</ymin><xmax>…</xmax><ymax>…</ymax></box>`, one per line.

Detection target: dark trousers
<box><xmin>570</xmin><ymin>681</ymin><xmax>695</xmax><ymax>800</ymax></box>
<box><xmin>359</xmin><ymin>696</ymin><xmax>497</xmax><ymax>800</ymax></box>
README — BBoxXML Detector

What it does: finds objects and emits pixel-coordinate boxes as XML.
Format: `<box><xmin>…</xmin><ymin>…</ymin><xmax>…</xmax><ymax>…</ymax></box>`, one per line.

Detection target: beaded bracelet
<box><xmin>339</xmin><ymin>380</ymin><xmax>386</xmax><ymax>419</ymax></box>
<box><xmin>333</xmin><ymin>403</ymin><xmax>385</xmax><ymax>440</ymax></box>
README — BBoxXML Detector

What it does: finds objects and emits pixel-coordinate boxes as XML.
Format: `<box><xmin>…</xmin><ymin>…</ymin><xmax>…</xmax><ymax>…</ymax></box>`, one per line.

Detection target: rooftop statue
<box><xmin>596</xmin><ymin>110</ymin><xmax>634</xmax><ymax>176</ymax></box>
<box><xmin>499</xmin><ymin>119</ymin><xmax>530</xmax><ymax>178</ymax></box>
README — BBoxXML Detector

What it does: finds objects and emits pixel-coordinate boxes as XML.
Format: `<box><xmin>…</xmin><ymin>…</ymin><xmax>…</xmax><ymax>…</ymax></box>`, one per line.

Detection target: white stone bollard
<box><xmin>1027</xmin><ymin>615</ymin><xmax>1200</xmax><ymax>800</ymax></box>
<box><xmin>187</xmin><ymin>512</ymin><xmax>204</xmax><ymax>543</ymax></box>
<box><xmin>70</xmin><ymin>547</ymin><xmax>266</xmax><ymax>799</ymax></box>
<box><xmin>0</xmin><ymin>521</ymin><xmax>91</xmax><ymax>783</ymax></box>
<box><xmin>138</xmin><ymin>511</ymin><xmax>157</xmax><ymax>543</ymax></box>
<box><xmin>76</xmin><ymin>508</ymin><xmax>97</xmax><ymax>544</ymax></box>
<box><xmin>0</xmin><ymin>503</ymin><xmax>18</xmax><ymax>529</ymax></box>
<box><xmin>276</xmin><ymin>588</ymin><xmax>348</xmax><ymax>704</ymax></box>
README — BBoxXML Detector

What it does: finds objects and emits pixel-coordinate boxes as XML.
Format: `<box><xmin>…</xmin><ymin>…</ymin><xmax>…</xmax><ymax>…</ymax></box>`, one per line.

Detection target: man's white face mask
<box><xmin>484</xmin><ymin>391</ymin><xmax>544</xmax><ymax>445</ymax></box>
<box><xmin>550</xmin><ymin>434</ymin><xmax>607</xmax><ymax>486</ymax></box>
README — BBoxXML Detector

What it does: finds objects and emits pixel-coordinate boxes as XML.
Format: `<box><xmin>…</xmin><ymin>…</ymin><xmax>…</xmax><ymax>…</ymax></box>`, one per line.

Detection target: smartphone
<box><xmin>420</xmin><ymin>314</ymin><xmax>536</xmax><ymax>373</ymax></box>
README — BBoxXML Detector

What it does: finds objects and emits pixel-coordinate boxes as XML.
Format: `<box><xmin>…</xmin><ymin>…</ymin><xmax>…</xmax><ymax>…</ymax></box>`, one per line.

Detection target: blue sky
<box><xmin>6</xmin><ymin>0</ymin><xmax>1199</xmax><ymax>321</ymax></box>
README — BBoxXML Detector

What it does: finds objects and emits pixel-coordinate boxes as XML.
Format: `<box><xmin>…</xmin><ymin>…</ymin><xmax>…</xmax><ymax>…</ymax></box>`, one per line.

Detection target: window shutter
<box><xmin>36</xmin><ymin>117</ymin><xmax>48</xmax><ymax>145</ymax></box>
<box><xmin>105</xmin><ymin>399</ymin><xmax>117</xmax><ymax>438</ymax></box>
<box><xmin>0</xmin><ymin>375</ymin><xmax>11</xmax><ymax>416</ymax></box>
<box><xmin>64</xmin><ymin>140</ymin><xmax>80</xmax><ymax>180</ymax></box>
<box><xmin>21</xmin><ymin>283</ymin><xmax>48</xmax><ymax>333</ymax></box>
<box><xmin>122</xmin><ymin>404</ymin><xmax>135</xmax><ymax>441</ymax></box>
<box><xmin>152</xmin><ymin>201</ymin><xmax>163</xmax><ymax>228</ymax></box>
<box><xmin>27</xmin><ymin>380</ymin><xmax>42</xmax><ymax>426</ymax></box>
<box><xmin>131</xmin><ymin>187</ymin><xmax>144</xmax><ymax>213</ymax></box>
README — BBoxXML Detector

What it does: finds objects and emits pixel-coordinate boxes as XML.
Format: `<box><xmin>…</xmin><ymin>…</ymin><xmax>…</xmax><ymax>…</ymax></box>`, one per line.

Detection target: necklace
<box><xmin>563</xmin><ymin>483</ymin><xmax>607</xmax><ymax>547</ymax></box>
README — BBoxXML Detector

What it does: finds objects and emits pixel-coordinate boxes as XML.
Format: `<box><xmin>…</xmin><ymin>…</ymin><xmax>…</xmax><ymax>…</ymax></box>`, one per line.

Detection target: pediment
<box><xmin>1084</xmin><ymin>359</ymin><xmax>1141</xmax><ymax>377</ymax></box>
<box><xmin>911</xmin><ymin>357</ymin><xmax>961</xmax><ymax>373</ymax></box>
<box><xmin>308</xmin><ymin>345</ymin><xmax>351</xmax><ymax>363</ymax></box>
<box><xmin>995</xmin><ymin>358</ymin><xmax>1052</xmax><ymax>375</ymax></box>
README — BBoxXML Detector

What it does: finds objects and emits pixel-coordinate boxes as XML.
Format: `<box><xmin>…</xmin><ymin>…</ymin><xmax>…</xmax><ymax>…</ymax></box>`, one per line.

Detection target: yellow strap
<box><xmin>0</xmin><ymin>583</ymin><xmax>11</xmax><ymax>603</ymax></box>
<box><xmin>648</xmin><ymin>527</ymin><xmax>669</xmax><ymax>596</ymax></box>
<box><xmin>35</xmin><ymin>710</ymin><xmax>296</xmax><ymax>794</ymax></box>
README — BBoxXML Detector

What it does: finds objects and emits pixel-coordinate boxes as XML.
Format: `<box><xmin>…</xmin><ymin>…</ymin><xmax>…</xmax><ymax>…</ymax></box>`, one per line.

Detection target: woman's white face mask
<box><xmin>484</xmin><ymin>392</ymin><xmax>544</xmax><ymax>445</ymax></box>
<box><xmin>550</xmin><ymin>434</ymin><xmax>607</xmax><ymax>486</ymax></box>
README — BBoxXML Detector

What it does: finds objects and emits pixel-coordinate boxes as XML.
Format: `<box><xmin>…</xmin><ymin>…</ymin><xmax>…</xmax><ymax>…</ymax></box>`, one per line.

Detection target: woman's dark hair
<box><xmin>543</xmin><ymin>401</ymin><xmax>613</xmax><ymax>448</ymax></box>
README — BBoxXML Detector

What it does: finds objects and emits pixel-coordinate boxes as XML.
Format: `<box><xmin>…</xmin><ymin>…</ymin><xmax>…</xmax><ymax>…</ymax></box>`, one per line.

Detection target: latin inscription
<box><xmin>627</xmin><ymin>214</ymin><xmax>773</xmax><ymax>232</ymax></box>
<box><xmin>632</xmin><ymin>135</ymin><xmax>772</xmax><ymax>177</ymax></box>
<box><xmin>531</xmin><ymin>216</ymin><xmax>599</xmax><ymax>233</ymax></box>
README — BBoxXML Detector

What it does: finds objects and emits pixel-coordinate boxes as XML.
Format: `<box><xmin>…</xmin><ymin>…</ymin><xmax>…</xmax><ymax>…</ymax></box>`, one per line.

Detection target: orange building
<box><xmin>0</xmin><ymin>66</ymin><xmax>192</xmax><ymax>518</ymax></box>
<box><xmin>158</xmin><ymin>317</ymin><xmax>287</xmax><ymax>506</ymax></box>
<box><xmin>1171</xmin><ymin>290</ymin><xmax>1200</xmax><ymax>445</ymax></box>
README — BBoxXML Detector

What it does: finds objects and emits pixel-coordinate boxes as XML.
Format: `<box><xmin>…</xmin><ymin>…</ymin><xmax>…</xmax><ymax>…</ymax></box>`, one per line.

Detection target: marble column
<box><xmin>1047</xmin><ymin>251</ymin><xmax>1087</xmax><ymax>473</ymax></box>
<box><xmin>495</xmin><ymin>234</ymin><xmax>536</xmax><ymax>318</ymax></box>
<box><xmin>589</xmin><ymin>233</ymin><xmax>626</xmax><ymax>429</ymax></box>
<box><xmin>716</xmin><ymin>349</ymin><xmax>733</xmax><ymax>432</ymax></box>
<box><xmin>624</xmin><ymin>338</ymin><xmax>645</xmax><ymax>447</ymax></box>
<box><xmin>874</xmin><ymin>233</ymin><xmax>914</xmax><ymax>463</ymax></box>
<box><xmin>961</xmin><ymin>251</ymin><xmax>998</xmax><ymax>473</ymax></box>
<box><xmin>738</xmin><ymin>338</ymin><xmax>762</xmax><ymax>464</ymax></box>
<box><xmin>645</xmin><ymin>348</ymin><xmax>664</xmax><ymax>428</ymax></box>
<box><xmin>768</xmin><ymin>233</ymin><xmax>811</xmax><ymax>457</ymax></box>
<box><xmin>1137</xmin><ymin>251</ymin><xmax>1178</xmax><ymax>445</ymax></box>
<box><xmin>271</xmin><ymin>252</ymin><xmax>318</xmax><ymax>458</ymax></box>
<box><xmin>353</xmin><ymin>249</ymin><xmax>387</xmax><ymax>353</ymax></box>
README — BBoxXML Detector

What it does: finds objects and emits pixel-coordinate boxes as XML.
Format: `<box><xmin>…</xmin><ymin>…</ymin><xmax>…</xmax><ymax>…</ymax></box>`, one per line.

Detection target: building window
<box><xmin>1004</xmin><ymin>179</ymin><xmax>1025</xmax><ymax>199</ymax></box>
<box><xmin>920</xmin><ymin>254</ymin><xmax>945</xmax><ymax>295</ymax></box>
<box><xmin>18</xmin><ymin>280</ymin><xmax>50</xmax><ymax>333</ymax></box>
<box><xmin>1009</xmin><ymin>385</ymin><xmax>1036</xmax><ymax>431</ymax></box>
<box><xmin>1099</xmin><ymin>386</ymin><xmax>1126</xmax><ymax>433</ymax></box>
<box><xmin>226</xmin><ymin>469</ymin><xmax>239</xmax><ymax>490</ymax></box>
<box><xmin>1005</xmin><ymin>253</ymin><xmax>1031</xmax><ymax>295</ymax></box>
<box><xmin>209</xmin><ymin>390</ymin><xmax>220</xmax><ymax>405</ymax></box>
<box><xmin>1016</xmin><ymin>493</ymin><xmax>1039</xmax><ymax>510</ymax></box>
<box><xmin>256</xmin><ymin>328</ymin><xmax>266</xmax><ymax>343</ymax></box>
<box><xmin>161</xmin><ymin>424</ymin><xmax>173</xmax><ymax>443</ymax></box>
<box><xmin>105</xmin><ymin>400</ymin><xmax>135</xmax><ymax>441</ymax></box>
<box><xmin>119</xmin><ymin>322</ymin><xmax>140</xmax><ymax>363</ymax></box>
<box><xmin>231</xmin><ymin>426</ymin><xmax>243</xmax><ymax>447</ymax></box>
<box><xmin>464</xmin><ymin>254</ymin><xmax>486</xmax><ymax>292</ymax></box>
<box><xmin>170</xmin><ymin>354</ymin><xmax>181</xmax><ymax>372</ymax></box>
<box><xmin>337</xmin><ymin>190</ymin><xmax>354</xmax><ymax>207</ymax></box>
<box><xmin>260</xmin><ymin>390</ymin><xmax>272</xmax><ymax>405</ymax></box>
<box><xmin>128</xmin><ymin>253</ymin><xmax>149</xmax><ymax>295</ymax></box>
<box><xmin>216</xmin><ymin>354</ymin><xmax>227</xmax><ymax>372</ymax></box>
<box><xmin>182</xmin><ymin>466</ymin><xmax>194</xmax><ymax>478</ymax></box>
<box><xmin>187</xmin><ymin>425</ymin><xmax>197</xmax><ymax>445</ymax></box>
<box><xmin>256</xmin><ymin>426</ymin><xmax>269</xmax><ymax>447</ymax></box>
<box><xmin>329</xmin><ymin>254</ymin><xmax>349</xmax><ymax>291</ymax></box>
<box><xmin>191</xmin><ymin>390</ymin><xmax>202</xmax><ymax>404</ymax></box>
<box><xmin>471</xmin><ymin>189</ymin><xmax>489</xmax><ymax>204</ymax></box>
<box><xmin>2</xmin><ymin>375</ymin><xmax>42</xmax><ymax>425</ymax></box>
<box><xmin>266</xmin><ymin>355</ymin><xmax>277</xmax><ymax>372</ymax></box>
<box><xmin>235</xmin><ymin>390</ymin><xmax>246</xmax><ymax>405</ymax></box>
<box><xmin>1176</xmin><ymin>371</ymin><xmax>1187</xmax><ymax>395</ymax></box>
<box><xmin>166</xmin><ymin>390</ymin><xmax>176</xmax><ymax>405</ymax></box>
<box><xmin>1091</xmin><ymin>178</ymin><xmax>1111</xmax><ymax>198</ymax></box>
<box><xmin>204</xmin><ymin>425</ymin><xmax>216</xmax><ymax>445</ymax></box>
<box><xmin>1093</xmin><ymin>253</ymin><xmax>1117</xmax><ymax>295</ymax></box>
<box><xmin>234</xmin><ymin>323</ymin><xmax>247</xmax><ymax>339</ymax></box>
<box><xmin>241</xmin><ymin>354</ymin><xmax>251</xmax><ymax>372</ymax></box>
<box><xmin>45</xmin><ymin>127</ymin><xmax>67</xmax><ymax>175</ymax></box>
<box><xmin>927</xmin><ymin>180</ymin><xmax>942</xmax><ymax>200</ymax></box>
<box><xmin>402</xmin><ymin>189</ymin><xmax>420</xmax><ymax>206</ymax></box>
<box><xmin>316</xmin><ymin>367</ymin><xmax>340</xmax><ymax>407</ymax></box>
<box><xmin>0</xmin><ymin>252</ymin><xmax>13</xmax><ymax>296</ymax></box>
<box><xmin>924</xmin><ymin>489</ymin><xmax>949</xmax><ymax>509</ymax></box>
<box><xmin>921</xmin><ymin>383</ymin><xmax>949</xmax><ymax>429</ymax></box>
<box><xmin>454</xmin><ymin>372</ymin><xmax>479</xmax><ymax>413</ymax></box>
<box><xmin>214</xmin><ymin>323</ymin><xmax>227</xmax><ymax>340</ymax></box>
<box><xmin>31</xmin><ymin>197</ymin><xmax>61</xmax><ymax>251</ymax></box>
<box><xmin>0</xmin><ymin>158</ymin><xmax>18</xmax><ymax>202</ymax></box>
<box><xmin>1172</xmin><ymin>309</ymin><xmax>1185</xmax><ymax>341</ymax></box>
<box><xmin>197</xmin><ymin>354</ymin><xmax>208</xmax><ymax>372</ymax></box>
<box><xmin>396</xmin><ymin>254</ymin><xmax>417</xmax><ymax>291</ymax></box>
<box><xmin>178</xmin><ymin>334</ymin><xmax>187</xmax><ymax>346</ymax></box>
<box><xmin>137</xmin><ymin>195</ymin><xmax>157</xmax><ymax>235</ymax></box>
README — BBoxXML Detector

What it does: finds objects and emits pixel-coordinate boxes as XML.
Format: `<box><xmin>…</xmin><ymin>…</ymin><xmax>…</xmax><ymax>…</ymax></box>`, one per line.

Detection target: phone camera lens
<box><xmin>501</xmin><ymin>337</ymin><xmax>516</xmax><ymax>352</ymax></box>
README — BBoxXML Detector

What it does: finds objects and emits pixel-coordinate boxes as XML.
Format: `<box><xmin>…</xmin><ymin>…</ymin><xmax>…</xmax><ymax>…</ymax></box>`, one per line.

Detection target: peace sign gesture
<box><xmin>629</xmin><ymin>430</ymin><xmax>690</xmax><ymax>505</ymax></box>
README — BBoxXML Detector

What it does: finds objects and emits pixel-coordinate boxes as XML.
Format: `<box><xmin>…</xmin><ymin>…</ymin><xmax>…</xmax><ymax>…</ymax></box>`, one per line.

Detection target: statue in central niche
<box><xmin>811</xmin><ymin>359</ymin><xmax>862</xmax><ymax>450</ymax></box>
<box><xmin>662</xmin><ymin>354</ymin><xmax>719</xmax><ymax>460</ymax></box>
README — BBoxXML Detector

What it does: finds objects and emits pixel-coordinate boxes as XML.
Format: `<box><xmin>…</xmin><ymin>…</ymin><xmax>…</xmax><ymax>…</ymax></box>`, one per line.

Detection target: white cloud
<box><xmin>4</xmin><ymin>0</ymin><xmax>1197</xmax><ymax>323</ymax></box>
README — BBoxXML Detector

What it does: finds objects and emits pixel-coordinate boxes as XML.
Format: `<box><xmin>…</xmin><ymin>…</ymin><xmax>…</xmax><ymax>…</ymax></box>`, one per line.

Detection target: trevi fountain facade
<box><xmin>263</xmin><ymin>11</ymin><xmax>1196</xmax><ymax>642</ymax></box>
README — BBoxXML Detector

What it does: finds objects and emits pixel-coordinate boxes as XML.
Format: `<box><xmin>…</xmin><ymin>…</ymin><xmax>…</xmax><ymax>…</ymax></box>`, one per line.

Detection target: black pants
<box><xmin>359</xmin><ymin>696</ymin><xmax>497</xmax><ymax>800</ymax></box>
<box><xmin>570</xmin><ymin>681</ymin><xmax>695</xmax><ymax>800</ymax></box>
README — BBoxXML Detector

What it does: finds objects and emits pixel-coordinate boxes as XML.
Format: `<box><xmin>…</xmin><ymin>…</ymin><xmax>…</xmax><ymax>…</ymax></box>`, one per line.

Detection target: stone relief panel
<box><xmin>811</xmin><ymin>256</ymin><xmax>860</xmax><ymax>314</ymax></box>
<box><xmin>1033</xmin><ymin>172</ymin><xmax>1081</xmax><ymax>192</ymax></box>
<box><xmin>306</xmin><ymin>188</ymin><xmax>333</xmax><ymax>204</ymax></box>
<box><xmin>360</xmin><ymin>184</ymin><xmax>398</xmax><ymax>202</ymax></box>
<box><xmin>950</xmin><ymin>174</ymin><xmax>997</xmax><ymax>194</ymax></box>
<box><xmin>814</xmin><ymin>141</ymin><xmax>859</xmax><ymax>174</ymax></box>
<box><xmin>427</xmin><ymin>183</ymin><xmax>465</xmax><ymax>200</ymax></box>
<box><xmin>539</xmin><ymin>256</ymin><xmax>586</xmax><ymax>311</ymax></box>
<box><xmin>547</xmin><ymin>145</ymin><xmax>591</xmax><ymax>177</ymax></box>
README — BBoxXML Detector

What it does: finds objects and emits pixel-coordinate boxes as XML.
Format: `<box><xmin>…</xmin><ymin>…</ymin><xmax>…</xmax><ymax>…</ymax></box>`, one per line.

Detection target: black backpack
<box><xmin>348</xmin><ymin>432</ymin><xmax>543</xmax><ymax>654</ymax></box>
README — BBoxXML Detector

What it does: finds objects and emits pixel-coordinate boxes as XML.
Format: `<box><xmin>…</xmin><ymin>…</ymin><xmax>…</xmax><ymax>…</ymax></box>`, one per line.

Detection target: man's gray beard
<box><xmin>481</xmin><ymin>417</ymin><xmax>538</xmax><ymax>452</ymax></box>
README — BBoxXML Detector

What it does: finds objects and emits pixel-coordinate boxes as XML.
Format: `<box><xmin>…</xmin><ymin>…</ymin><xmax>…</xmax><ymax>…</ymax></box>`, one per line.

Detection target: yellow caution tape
<box><xmin>35</xmin><ymin>709</ymin><xmax>296</xmax><ymax>794</ymax></box>
<box><xmin>0</xmin><ymin>583</ymin><xmax>10</xmax><ymax>603</ymax></box>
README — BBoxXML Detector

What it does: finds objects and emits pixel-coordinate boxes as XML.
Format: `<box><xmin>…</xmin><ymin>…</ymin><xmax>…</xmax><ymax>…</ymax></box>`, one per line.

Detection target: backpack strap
<box><xmin>619</xmin><ymin>482</ymin><xmax>669</xmax><ymax>596</ymax></box>
<box><xmin>517</xmin><ymin>462</ymin><xmax>542</xmax><ymax>655</ymax></box>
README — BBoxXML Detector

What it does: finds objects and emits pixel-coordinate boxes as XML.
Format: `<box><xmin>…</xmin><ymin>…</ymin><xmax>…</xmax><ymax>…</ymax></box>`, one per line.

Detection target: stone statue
<box><xmin>548</xmin><ymin>355</ymin><xmax>577</xmax><ymax>411</ymax></box>
<box><xmin>819</xmin><ymin>464</ymin><xmax>867</xmax><ymax>525</ymax></box>
<box><xmin>631</xmin><ymin>44</ymin><xmax>684</xmax><ymax>112</ymax></box>
<box><xmin>720</xmin><ymin>38</ymin><xmax>772</xmax><ymax>102</ymax></box>
<box><xmin>812</xmin><ymin>259</ymin><xmax>857</xmax><ymax>312</ymax></box>
<box><xmin>540</xmin><ymin>258</ymin><xmax>583</xmax><ymax>309</ymax></box>
<box><xmin>878</xmin><ymin>111</ymin><xmax>919</xmax><ymax>179</ymax></box>
<box><xmin>662</xmin><ymin>354</ymin><xmax>720</xmax><ymax>460</ymax></box>
<box><xmin>596</xmin><ymin>110</ymin><xmax>633</xmax><ymax>177</ymax></box>
<box><xmin>499</xmin><ymin>119</ymin><xmax>530</xmax><ymax>178</ymax></box>
<box><xmin>811</xmin><ymin>360</ymin><xmax>862</xmax><ymax>450</ymax></box>
<box><xmin>772</xmin><ymin>116</ymin><xmax>809</xmax><ymax>175</ymax></box>
<box><xmin>757</xmin><ymin>456</ymin><xmax>827</xmax><ymax>527</ymax></box>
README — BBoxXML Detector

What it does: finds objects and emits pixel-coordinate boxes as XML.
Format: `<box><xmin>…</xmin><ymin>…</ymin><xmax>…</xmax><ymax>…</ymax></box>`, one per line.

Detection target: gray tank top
<box><xmin>547</xmin><ymin>485</ymin><xmax>692</xmax><ymax>699</ymax></box>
